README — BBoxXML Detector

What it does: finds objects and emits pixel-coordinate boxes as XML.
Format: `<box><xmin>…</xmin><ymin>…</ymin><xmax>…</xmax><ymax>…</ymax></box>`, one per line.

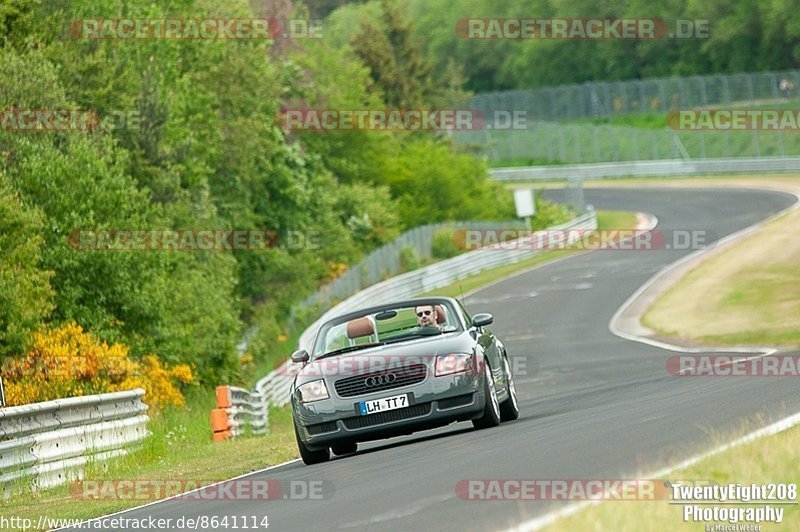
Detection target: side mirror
<box><xmin>291</xmin><ymin>349</ymin><xmax>309</xmax><ymax>364</ymax></box>
<box><xmin>472</xmin><ymin>313</ymin><xmax>493</xmax><ymax>328</ymax></box>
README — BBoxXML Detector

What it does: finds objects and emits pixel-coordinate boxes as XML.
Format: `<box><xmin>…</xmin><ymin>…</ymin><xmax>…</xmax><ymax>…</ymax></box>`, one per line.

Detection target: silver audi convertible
<box><xmin>290</xmin><ymin>296</ymin><xmax>519</xmax><ymax>465</ymax></box>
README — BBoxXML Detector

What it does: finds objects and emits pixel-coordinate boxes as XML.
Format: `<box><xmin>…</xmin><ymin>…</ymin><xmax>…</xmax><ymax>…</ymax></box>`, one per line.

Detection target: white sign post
<box><xmin>513</xmin><ymin>189</ymin><xmax>536</xmax><ymax>229</ymax></box>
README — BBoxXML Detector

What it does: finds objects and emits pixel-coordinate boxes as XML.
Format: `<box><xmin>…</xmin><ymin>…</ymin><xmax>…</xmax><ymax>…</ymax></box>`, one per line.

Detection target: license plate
<box><xmin>357</xmin><ymin>393</ymin><xmax>410</xmax><ymax>416</ymax></box>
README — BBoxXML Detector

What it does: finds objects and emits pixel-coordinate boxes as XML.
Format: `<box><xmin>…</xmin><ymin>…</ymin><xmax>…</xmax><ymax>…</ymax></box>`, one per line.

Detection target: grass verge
<box><xmin>546</xmin><ymin>424</ymin><xmax>800</xmax><ymax>531</ymax></box>
<box><xmin>642</xmin><ymin>207</ymin><xmax>800</xmax><ymax>347</ymax></box>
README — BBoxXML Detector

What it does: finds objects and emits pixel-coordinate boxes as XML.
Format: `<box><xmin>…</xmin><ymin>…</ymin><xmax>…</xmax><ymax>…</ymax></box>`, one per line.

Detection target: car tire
<box><xmin>499</xmin><ymin>355</ymin><xmax>520</xmax><ymax>421</ymax></box>
<box><xmin>294</xmin><ymin>423</ymin><xmax>330</xmax><ymax>465</ymax></box>
<box><xmin>331</xmin><ymin>442</ymin><xmax>358</xmax><ymax>456</ymax></box>
<box><xmin>472</xmin><ymin>360</ymin><xmax>501</xmax><ymax>429</ymax></box>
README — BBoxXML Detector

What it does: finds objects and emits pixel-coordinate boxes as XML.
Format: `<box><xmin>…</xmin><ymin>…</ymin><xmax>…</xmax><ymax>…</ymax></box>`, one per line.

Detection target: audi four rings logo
<box><xmin>364</xmin><ymin>373</ymin><xmax>397</xmax><ymax>387</ymax></box>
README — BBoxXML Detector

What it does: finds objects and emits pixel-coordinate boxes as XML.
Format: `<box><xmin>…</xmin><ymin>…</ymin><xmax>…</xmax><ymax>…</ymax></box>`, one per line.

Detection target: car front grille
<box><xmin>334</xmin><ymin>363</ymin><xmax>427</xmax><ymax>398</ymax></box>
<box><xmin>342</xmin><ymin>403</ymin><xmax>432</xmax><ymax>429</ymax></box>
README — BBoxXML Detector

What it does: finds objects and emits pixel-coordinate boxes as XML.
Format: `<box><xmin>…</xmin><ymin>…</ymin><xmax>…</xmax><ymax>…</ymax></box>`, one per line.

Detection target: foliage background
<box><xmin>0</xmin><ymin>0</ymin><xmax>517</xmax><ymax>393</ymax></box>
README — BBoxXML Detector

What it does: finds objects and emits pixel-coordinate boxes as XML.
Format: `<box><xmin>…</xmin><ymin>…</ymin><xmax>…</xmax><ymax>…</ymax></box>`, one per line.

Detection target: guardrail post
<box><xmin>211</xmin><ymin>386</ymin><xmax>232</xmax><ymax>442</ymax></box>
<box><xmin>215</xmin><ymin>385</ymin><xmax>232</xmax><ymax>409</ymax></box>
<box><xmin>210</xmin><ymin>409</ymin><xmax>230</xmax><ymax>442</ymax></box>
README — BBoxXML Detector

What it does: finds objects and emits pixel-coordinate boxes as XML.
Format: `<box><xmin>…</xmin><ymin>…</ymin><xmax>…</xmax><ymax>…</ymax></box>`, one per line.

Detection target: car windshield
<box><xmin>312</xmin><ymin>301</ymin><xmax>462</xmax><ymax>358</ymax></box>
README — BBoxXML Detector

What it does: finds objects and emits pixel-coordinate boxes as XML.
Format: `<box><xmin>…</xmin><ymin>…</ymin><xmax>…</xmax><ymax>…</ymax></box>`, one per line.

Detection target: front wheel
<box><xmin>499</xmin><ymin>355</ymin><xmax>520</xmax><ymax>421</ymax></box>
<box><xmin>294</xmin><ymin>423</ymin><xmax>330</xmax><ymax>465</ymax></box>
<box><xmin>472</xmin><ymin>360</ymin><xmax>501</xmax><ymax>429</ymax></box>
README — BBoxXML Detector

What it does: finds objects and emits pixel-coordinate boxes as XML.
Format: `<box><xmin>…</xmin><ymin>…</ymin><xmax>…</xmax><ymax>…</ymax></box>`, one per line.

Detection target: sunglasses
<box><xmin>416</xmin><ymin>310</ymin><xmax>432</xmax><ymax>317</ymax></box>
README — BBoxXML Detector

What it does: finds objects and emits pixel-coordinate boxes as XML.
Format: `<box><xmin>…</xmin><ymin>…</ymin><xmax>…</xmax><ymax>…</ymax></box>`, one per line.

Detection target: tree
<box><xmin>0</xmin><ymin>175</ymin><xmax>53</xmax><ymax>357</ymax></box>
<box><xmin>350</xmin><ymin>0</ymin><xmax>466</xmax><ymax>109</ymax></box>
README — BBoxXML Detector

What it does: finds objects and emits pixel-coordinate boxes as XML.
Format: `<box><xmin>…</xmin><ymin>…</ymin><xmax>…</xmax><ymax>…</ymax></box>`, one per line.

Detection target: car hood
<box><xmin>295</xmin><ymin>331</ymin><xmax>477</xmax><ymax>385</ymax></box>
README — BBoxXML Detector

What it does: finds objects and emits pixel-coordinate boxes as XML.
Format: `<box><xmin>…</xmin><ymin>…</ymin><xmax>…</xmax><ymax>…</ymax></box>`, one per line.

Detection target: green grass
<box><xmin>578</xmin><ymin>111</ymin><xmax>668</xmax><ymax>129</ymax></box>
<box><xmin>641</xmin><ymin>198</ymin><xmax>800</xmax><ymax>348</ymax></box>
<box><xmin>705</xmin><ymin>271</ymin><xmax>800</xmax><ymax>345</ymax></box>
<box><xmin>547</xmin><ymin>424</ymin><xmax>800</xmax><ymax>531</ymax></box>
<box><xmin>595</xmin><ymin>210</ymin><xmax>639</xmax><ymax>229</ymax></box>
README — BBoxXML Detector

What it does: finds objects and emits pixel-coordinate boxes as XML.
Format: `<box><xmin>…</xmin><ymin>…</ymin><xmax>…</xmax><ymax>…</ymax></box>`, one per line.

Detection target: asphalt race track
<box><xmin>77</xmin><ymin>187</ymin><xmax>800</xmax><ymax>531</ymax></box>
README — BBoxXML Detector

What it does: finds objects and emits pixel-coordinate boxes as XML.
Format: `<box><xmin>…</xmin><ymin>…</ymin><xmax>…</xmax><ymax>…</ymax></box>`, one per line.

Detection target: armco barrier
<box><xmin>0</xmin><ymin>389</ymin><xmax>149</xmax><ymax>498</ymax></box>
<box><xmin>297</xmin><ymin>220</ymin><xmax>527</xmax><ymax>312</ymax></box>
<box><xmin>489</xmin><ymin>157</ymin><xmax>800</xmax><ymax>182</ymax></box>
<box><xmin>254</xmin><ymin>210</ymin><xmax>598</xmax><ymax>407</ymax></box>
<box><xmin>210</xmin><ymin>385</ymin><xmax>268</xmax><ymax>442</ymax></box>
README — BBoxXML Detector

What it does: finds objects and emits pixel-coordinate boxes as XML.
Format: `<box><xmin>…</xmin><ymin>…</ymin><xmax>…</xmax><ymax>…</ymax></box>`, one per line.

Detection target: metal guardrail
<box><xmin>210</xmin><ymin>385</ymin><xmax>268</xmax><ymax>441</ymax></box>
<box><xmin>297</xmin><ymin>220</ymin><xmax>527</xmax><ymax>312</ymax></box>
<box><xmin>489</xmin><ymin>157</ymin><xmax>800</xmax><ymax>182</ymax></box>
<box><xmin>255</xmin><ymin>210</ymin><xmax>598</xmax><ymax>407</ymax></box>
<box><xmin>0</xmin><ymin>389</ymin><xmax>149</xmax><ymax>498</ymax></box>
<box><xmin>255</xmin><ymin>367</ymin><xmax>295</xmax><ymax>409</ymax></box>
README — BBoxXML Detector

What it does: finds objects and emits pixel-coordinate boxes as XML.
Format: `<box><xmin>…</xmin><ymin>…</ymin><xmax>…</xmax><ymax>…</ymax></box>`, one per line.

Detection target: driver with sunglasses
<box><xmin>415</xmin><ymin>305</ymin><xmax>443</xmax><ymax>330</ymax></box>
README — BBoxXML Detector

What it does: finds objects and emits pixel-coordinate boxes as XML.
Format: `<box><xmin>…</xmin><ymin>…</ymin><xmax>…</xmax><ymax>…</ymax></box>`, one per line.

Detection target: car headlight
<box><xmin>435</xmin><ymin>353</ymin><xmax>473</xmax><ymax>377</ymax></box>
<box><xmin>296</xmin><ymin>379</ymin><xmax>330</xmax><ymax>403</ymax></box>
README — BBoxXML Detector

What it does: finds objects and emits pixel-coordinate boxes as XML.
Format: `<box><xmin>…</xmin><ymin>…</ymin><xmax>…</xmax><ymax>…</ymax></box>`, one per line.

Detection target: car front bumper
<box><xmin>292</xmin><ymin>370</ymin><xmax>486</xmax><ymax>450</ymax></box>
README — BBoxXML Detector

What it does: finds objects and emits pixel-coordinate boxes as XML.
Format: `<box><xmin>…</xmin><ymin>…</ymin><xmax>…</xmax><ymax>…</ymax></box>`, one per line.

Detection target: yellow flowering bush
<box><xmin>326</xmin><ymin>261</ymin><xmax>348</xmax><ymax>281</ymax></box>
<box><xmin>2</xmin><ymin>322</ymin><xmax>194</xmax><ymax>409</ymax></box>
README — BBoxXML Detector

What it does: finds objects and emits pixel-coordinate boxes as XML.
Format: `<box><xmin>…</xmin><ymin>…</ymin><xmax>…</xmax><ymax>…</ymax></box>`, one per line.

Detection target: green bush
<box><xmin>0</xmin><ymin>0</ymin><xmax>538</xmax><ymax>388</ymax></box>
<box><xmin>0</xmin><ymin>175</ymin><xmax>53</xmax><ymax>357</ymax></box>
<box><xmin>431</xmin><ymin>228</ymin><xmax>461</xmax><ymax>259</ymax></box>
<box><xmin>531</xmin><ymin>194</ymin><xmax>577</xmax><ymax>230</ymax></box>
<box><xmin>399</xmin><ymin>246</ymin><xmax>420</xmax><ymax>272</ymax></box>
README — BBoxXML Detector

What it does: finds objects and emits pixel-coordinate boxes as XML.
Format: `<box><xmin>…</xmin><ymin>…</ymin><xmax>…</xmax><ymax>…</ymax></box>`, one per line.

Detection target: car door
<box><xmin>459</xmin><ymin>300</ymin><xmax>502</xmax><ymax>389</ymax></box>
<box><xmin>477</xmin><ymin>325</ymin><xmax>502</xmax><ymax>390</ymax></box>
